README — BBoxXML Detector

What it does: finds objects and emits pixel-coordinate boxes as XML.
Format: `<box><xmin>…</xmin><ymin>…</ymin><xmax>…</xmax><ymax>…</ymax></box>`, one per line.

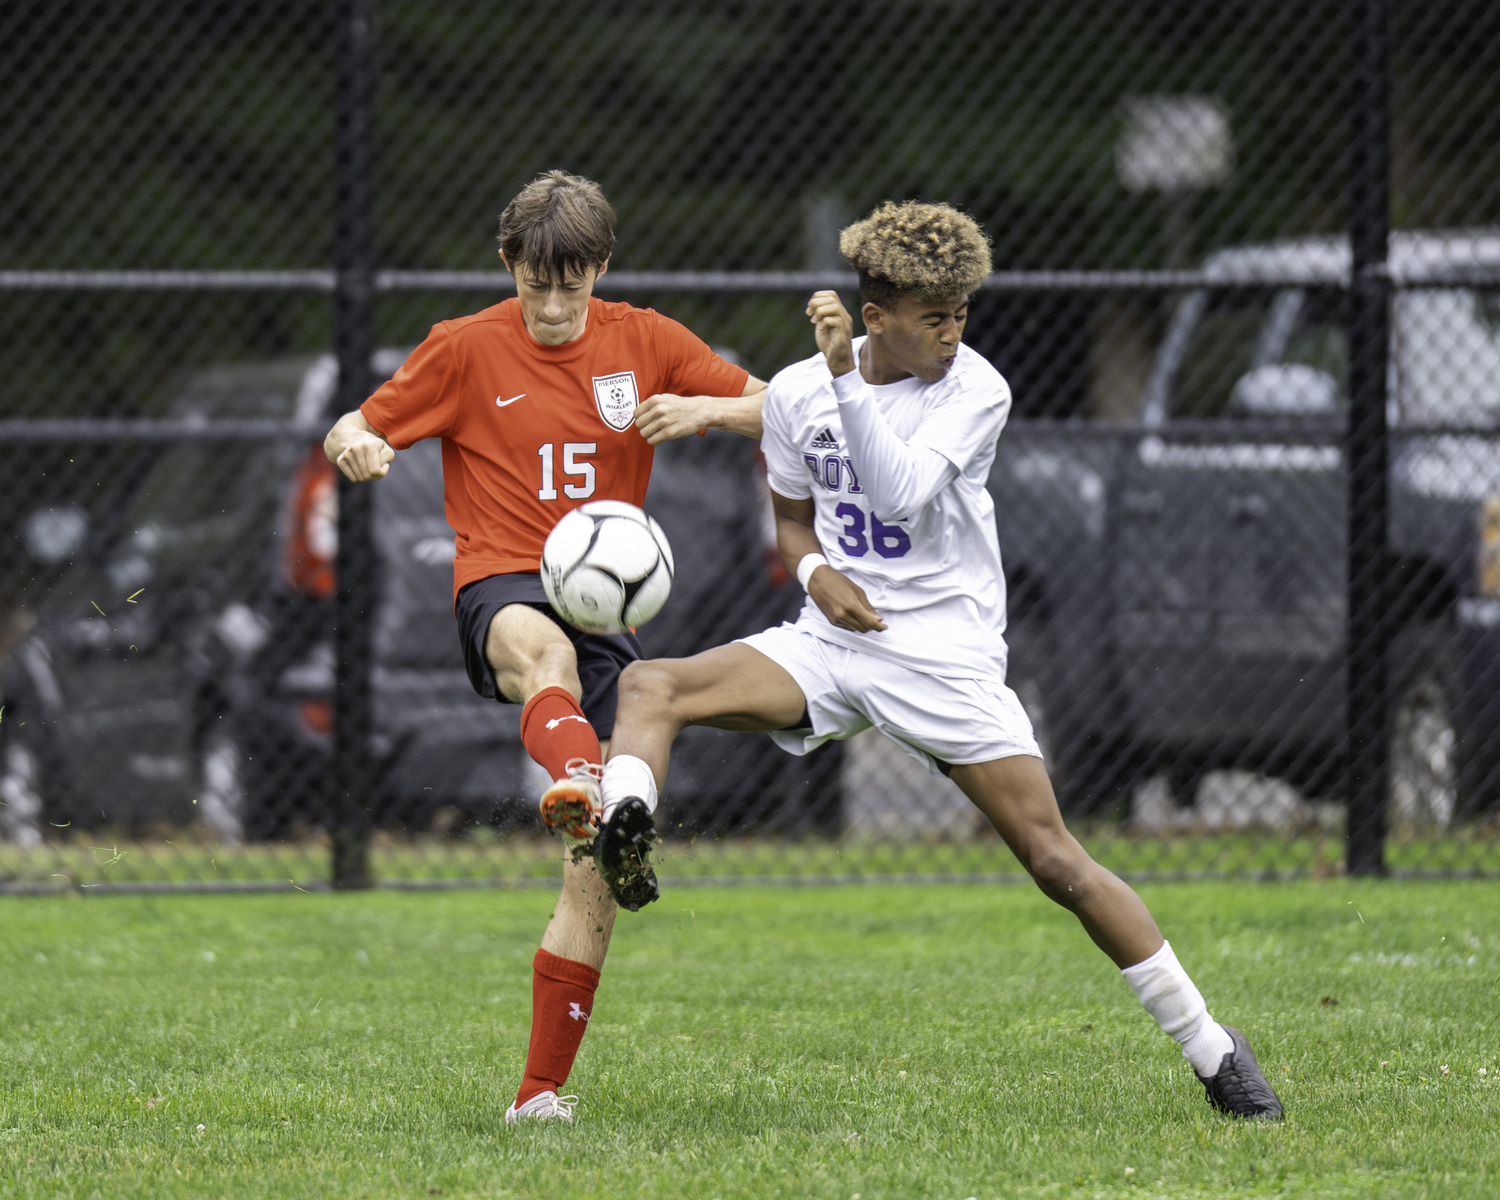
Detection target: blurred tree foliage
<box><xmin>0</xmin><ymin>0</ymin><xmax>1497</xmax><ymax>413</ymax></box>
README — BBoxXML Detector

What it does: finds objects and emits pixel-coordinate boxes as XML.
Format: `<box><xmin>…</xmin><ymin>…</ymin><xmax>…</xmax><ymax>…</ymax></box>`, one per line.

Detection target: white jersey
<box><xmin>761</xmin><ymin>337</ymin><xmax>1012</xmax><ymax>680</ymax></box>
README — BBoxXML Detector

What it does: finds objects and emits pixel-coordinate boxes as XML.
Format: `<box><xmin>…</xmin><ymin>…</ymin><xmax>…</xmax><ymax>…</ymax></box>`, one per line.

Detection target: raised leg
<box><xmin>607</xmin><ymin>641</ymin><xmax>809</xmax><ymax>788</ymax></box>
<box><xmin>486</xmin><ymin>603</ymin><xmax>584</xmax><ymax>705</ymax></box>
<box><xmin>592</xmin><ymin>643</ymin><xmax>810</xmax><ymax>911</ymax></box>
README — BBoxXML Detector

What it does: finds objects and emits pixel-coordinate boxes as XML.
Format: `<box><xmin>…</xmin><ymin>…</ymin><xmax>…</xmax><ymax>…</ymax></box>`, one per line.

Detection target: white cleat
<box><xmin>538</xmin><ymin>758</ymin><xmax>603</xmax><ymax>840</ymax></box>
<box><xmin>504</xmin><ymin>1090</ymin><xmax>578</xmax><ymax>1124</ymax></box>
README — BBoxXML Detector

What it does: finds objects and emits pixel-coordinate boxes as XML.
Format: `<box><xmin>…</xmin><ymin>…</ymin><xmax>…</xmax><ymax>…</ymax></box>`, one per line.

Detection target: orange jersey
<box><xmin>361</xmin><ymin>296</ymin><xmax>748</xmax><ymax>599</ymax></box>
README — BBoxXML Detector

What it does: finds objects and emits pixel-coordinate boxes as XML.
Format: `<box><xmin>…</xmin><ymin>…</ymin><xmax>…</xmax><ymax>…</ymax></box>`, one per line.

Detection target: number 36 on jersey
<box><xmin>803</xmin><ymin>446</ymin><xmax>911</xmax><ymax>560</ymax></box>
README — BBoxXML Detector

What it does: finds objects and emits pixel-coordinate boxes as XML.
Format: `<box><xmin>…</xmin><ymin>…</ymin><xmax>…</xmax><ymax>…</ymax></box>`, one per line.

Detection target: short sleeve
<box><xmin>652</xmin><ymin>312</ymin><xmax>751</xmax><ymax>398</ymax></box>
<box><xmin>909</xmin><ymin>370</ymin><xmax>1011</xmax><ymax>474</ymax></box>
<box><xmin>760</xmin><ymin>377</ymin><xmax>813</xmax><ymax>499</ymax></box>
<box><xmin>360</xmin><ymin>324</ymin><xmax>462</xmax><ymax>450</ymax></box>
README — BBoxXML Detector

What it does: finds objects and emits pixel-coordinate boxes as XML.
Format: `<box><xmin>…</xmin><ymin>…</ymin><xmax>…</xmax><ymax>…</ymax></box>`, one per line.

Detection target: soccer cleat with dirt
<box><xmin>538</xmin><ymin>758</ymin><xmax>603</xmax><ymax>840</ymax></box>
<box><xmin>504</xmin><ymin>1090</ymin><xmax>578</xmax><ymax>1124</ymax></box>
<box><xmin>594</xmin><ymin>796</ymin><xmax>660</xmax><ymax>911</ymax></box>
<box><xmin>1197</xmin><ymin>1025</ymin><xmax>1284</xmax><ymax>1120</ymax></box>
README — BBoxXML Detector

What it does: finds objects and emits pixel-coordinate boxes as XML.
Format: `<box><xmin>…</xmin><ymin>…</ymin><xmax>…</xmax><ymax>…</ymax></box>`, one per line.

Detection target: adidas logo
<box><xmin>810</xmin><ymin>426</ymin><xmax>840</xmax><ymax>449</ymax></box>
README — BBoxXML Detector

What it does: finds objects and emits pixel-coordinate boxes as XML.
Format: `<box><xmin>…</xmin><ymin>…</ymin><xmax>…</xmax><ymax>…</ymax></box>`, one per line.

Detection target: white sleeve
<box><xmin>832</xmin><ymin>372</ymin><xmax>960</xmax><ymax>521</ymax></box>
<box><xmin>909</xmin><ymin>371</ymin><xmax>1010</xmax><ymax>475</ymax></box>
<box><xmin>760</xmin><ymin>378</ymin><xmax>813</xmax><ymax>499</ymax></box>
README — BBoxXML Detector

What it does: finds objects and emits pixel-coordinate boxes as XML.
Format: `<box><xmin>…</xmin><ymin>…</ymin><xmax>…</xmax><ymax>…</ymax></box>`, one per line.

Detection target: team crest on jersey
<box><xmin>592</xmin><ymin>371</ymin><xmax>640</xmax><ymax>432</ymax></box>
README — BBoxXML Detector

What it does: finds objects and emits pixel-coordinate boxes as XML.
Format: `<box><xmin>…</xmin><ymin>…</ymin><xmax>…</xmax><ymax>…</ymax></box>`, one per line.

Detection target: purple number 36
<box><xmin>835</xmin><ymin>502</ymin><xmax>911</xmax><ymax>558</ymax></box>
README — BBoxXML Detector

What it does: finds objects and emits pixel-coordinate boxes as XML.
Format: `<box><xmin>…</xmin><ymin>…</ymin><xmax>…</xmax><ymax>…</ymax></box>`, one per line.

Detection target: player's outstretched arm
<box><xmin>773</xmin><ymin>491</ymin><xmax>886</xmax><ymax>633</ymax></box>
<box><xmin>324</xmin><ymin>410</ymin><xmax>395</xmax><ymax>481</ymax></box>
<box><xmin>633</xmin><ymin>375</ymin><xmax>767</xmax><ymax>444</ymax></box>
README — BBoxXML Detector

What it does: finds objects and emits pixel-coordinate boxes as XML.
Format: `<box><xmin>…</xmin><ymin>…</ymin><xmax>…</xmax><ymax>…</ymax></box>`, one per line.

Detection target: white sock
<box><xmin>1120</xmin><ymin>941</ymin><xmax>1235</xmax><ymax>1077</ymax></box>
<box><xmin>600</xmin><ymin>754</ymin><xmax>658</xmax><ymax>822</ymax></box>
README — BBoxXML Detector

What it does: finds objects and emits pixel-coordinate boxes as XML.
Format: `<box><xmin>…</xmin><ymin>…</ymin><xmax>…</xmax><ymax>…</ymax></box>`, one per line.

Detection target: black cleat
<box><xmin>594</xmin><ymin>797</ymin><xmax>659</xmax><ymax>912</ymax></box>
<box><xmin>1198</xmin><ymin>1025</ymin><xmax>1284</xmax><ymax>1120</ymax></box>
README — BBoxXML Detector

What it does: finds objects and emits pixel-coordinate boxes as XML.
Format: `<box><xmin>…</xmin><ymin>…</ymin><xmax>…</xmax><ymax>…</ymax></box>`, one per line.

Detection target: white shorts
<box><xmin>737</xmin><ymin>622</ymin><xmax>1042</xmax><ymax>779</ymax></box>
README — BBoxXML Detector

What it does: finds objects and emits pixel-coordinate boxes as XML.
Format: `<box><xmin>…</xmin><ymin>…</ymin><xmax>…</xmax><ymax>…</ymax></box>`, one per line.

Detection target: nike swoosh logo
<box><xmin>496</xmin><ymin>393</ymin><xmax>526</xmax><ymax>407</ymax></box>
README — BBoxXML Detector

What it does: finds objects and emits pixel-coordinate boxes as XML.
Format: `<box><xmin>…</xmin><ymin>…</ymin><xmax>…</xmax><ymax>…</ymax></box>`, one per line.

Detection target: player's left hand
<box><xmin>808</xmin><ymin>564</ymin><xmax>887</xmax><ymax>633</ymax></box>
<box><xmin>634</xmin><ymin>392</ymin><xmax>712</xmax><ymax>444</ymax></box>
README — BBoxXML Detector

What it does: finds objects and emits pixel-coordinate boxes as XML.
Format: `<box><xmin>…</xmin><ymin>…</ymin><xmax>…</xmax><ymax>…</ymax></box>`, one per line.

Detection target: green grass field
<box><xmin>4</xmin><ymin>823</ymin><xmax>1497</xmax><ymax>890</ymax></box>
<box><xmin>2</xmin><ymin>880</ymin><xmax>1497</xmax><ymax>1199</ymax></box>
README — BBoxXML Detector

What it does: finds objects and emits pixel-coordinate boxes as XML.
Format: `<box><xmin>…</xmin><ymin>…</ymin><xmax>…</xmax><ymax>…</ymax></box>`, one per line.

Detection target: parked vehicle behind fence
<box><xmin>0</xmin><ymin>348</ymin><xmax>824</xmax><ymax>845</ymax></box>
<box><xmin>993</xmin><ymin>232</ymin><xmax>1500</xmax><ymax>828</ymax></box>
<box><xmin>0</xmin><ymin>350</ymin><xmax>527</xmax><ymax>843</ymax></box>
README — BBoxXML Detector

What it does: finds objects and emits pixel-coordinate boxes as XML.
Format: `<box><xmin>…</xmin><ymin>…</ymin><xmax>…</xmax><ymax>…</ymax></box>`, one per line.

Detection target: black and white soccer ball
<box><xmin>541</xmin><ymin>500</ymin><xmax>674</xmax><ymax>635</ymax></box>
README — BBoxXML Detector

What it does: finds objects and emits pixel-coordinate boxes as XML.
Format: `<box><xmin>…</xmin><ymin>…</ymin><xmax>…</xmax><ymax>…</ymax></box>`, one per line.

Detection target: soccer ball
<box><xmin>541</xmin><ymin>500</ymin><xmax>674</xmax><ymax>635</ymax></box>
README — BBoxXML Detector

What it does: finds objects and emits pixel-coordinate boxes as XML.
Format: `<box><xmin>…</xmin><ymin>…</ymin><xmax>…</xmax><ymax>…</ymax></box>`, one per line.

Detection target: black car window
<box><xmin>1172</xmin><ymin>291</ymin><xmax>1277</xmax><ymax>418</ymax></box>
<box><xmin>1281</xmin><ymin>288</ymin><xmax>1349</xmax><ymax>394</ymax></box>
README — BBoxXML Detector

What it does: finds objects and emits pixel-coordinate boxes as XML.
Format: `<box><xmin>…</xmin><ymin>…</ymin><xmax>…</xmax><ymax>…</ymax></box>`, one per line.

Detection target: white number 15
<box><xmin>537</xmin><ymin>442</ymin><xmax>597</xmax><ymax>500</ymax></box>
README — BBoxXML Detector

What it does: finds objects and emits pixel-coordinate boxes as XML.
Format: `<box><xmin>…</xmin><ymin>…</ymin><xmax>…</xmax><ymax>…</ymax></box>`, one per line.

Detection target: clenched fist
<box><xmin>806</xmin><ymin>290</ymin><xmax>856</xmax><ymax>377</ymax></box>
<box><xmin>335</xmin><ymin>432</ymin><xmax>395</xmax><ymax>481</ymax></box>
<box><xmin>633</xmin><ymin>392</ymin><xmax>712</xmax><ymax>444</ymax></box>
<box><xmin>325</xmin><ymin>410</ymin><xmax>395</xmax><ymax>481</ymax></box>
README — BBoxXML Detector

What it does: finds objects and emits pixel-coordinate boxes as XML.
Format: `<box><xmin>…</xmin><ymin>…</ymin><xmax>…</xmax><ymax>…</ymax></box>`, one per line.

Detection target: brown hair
<box><xmin>839</xmin><ymin>200</ymin><xmax>992</xmax><ymax>309</ymax></box>
<box><xmin>497</xmin><ymin>170</ymin><xmax>616</xmax><ymax>283</ymax></box>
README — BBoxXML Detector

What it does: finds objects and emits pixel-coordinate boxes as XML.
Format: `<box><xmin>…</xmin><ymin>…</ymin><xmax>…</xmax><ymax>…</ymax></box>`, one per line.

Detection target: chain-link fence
<box><xmin>2</xmin><ymin>0</ymin><xmax>1498</xmax><ymax>891</ymax></box>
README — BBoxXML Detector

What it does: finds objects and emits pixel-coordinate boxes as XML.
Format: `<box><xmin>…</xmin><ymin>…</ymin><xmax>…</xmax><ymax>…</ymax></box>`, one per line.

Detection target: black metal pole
<box><xmin>1345</xmin><ymin>0</ymin><xmax>1392</xmax><ymax>877</ymax></box>
<box><xmin>330</xmin><ymin>0</ymin><xmax>377</xmax><ymax>889</ymax></box>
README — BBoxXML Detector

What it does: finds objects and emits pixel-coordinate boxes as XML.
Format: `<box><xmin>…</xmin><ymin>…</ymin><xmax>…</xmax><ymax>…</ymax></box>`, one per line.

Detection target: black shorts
<box><xmin>455</xmin><ymin>572</ymin><xmax>643</xmax><ymax>739</ymax></box>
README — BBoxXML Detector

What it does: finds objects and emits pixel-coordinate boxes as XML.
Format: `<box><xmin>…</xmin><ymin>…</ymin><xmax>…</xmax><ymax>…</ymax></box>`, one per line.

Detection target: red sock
<box><xmin>520</xmin><ymin>686</ymin><xmax>601</xmax><ymax>782</ymax></box>
<box><xmin>516</xmin><ymin>948</ymin><xmax>601</xmax><ymax>1106</ymax></box>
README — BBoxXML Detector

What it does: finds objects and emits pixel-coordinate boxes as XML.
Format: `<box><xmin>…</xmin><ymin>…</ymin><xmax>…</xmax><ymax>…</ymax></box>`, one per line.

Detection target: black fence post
<box><xmin>330</xmin><ymin>0</ymin><xmax>378</xmax><ymax>889</ymax></box>
<box><xmin>1345</xmin><ymin>0</ymin><xmax>1392</xmax><ymax>877</ymax></box>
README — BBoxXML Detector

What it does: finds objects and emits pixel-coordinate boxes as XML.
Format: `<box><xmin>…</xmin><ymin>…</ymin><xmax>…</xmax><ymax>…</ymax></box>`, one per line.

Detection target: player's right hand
<box><xmin>806</xmin><ymin>290</ymin><xmax>856</xmax><ymax>377</ymax></box>
<box><xmin>808</xmin><ymin>565</ymin><xmax>887</xmax><ymax>633</ymax></box>
<box><xmin>335</xmin><ymin>432</ymin><xmax>395</xmax><ymax>482</ymax></box>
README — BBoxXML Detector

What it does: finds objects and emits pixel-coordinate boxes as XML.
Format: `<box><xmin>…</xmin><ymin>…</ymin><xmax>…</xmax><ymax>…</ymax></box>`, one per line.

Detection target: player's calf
<box><xmin>519</xmin><ymin>684</ymin><xmax>605</xmax><ymax>838</ymax></box>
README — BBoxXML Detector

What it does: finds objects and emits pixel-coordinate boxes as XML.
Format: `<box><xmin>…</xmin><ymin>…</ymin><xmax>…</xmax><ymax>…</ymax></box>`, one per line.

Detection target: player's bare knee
<box><xmin>1023</xmin><ymin>837</ymin><xmax>1091</xmax><ymax>907</ymax></box>
<box><xmin>618</xmin><ymin>660</ymin><xmax>682</xmax><ymax>722</ymax></box>
<box><xmin>535</xmin><ymin>640</ymin><xmax>579</xmax><ymax>682</ymax></box>
<box><xmin>512</xmin><ymin>642</ymin><xmax>581</xmax><ymax>701</ymax></box>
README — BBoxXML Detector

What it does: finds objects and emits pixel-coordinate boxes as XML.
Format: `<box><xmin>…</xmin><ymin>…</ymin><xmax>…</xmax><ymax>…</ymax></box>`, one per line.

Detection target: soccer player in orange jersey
<box><xmin>324</xmin><ymin>171</ymin><xmax>765</xmax><ymax>1123</ymax></box>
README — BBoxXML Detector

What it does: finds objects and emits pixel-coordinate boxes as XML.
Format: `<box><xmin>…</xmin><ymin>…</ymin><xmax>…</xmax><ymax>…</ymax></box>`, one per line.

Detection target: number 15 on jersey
<box><xmin>537</xmin><ymin>442</ymin><xmax>597</xmax><ymax>500</ymax></box>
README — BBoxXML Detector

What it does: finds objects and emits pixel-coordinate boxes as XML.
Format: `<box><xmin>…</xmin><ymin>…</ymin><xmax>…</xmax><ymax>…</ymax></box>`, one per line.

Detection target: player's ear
<box><xmin>499</xmin><ymin>251</ymin><xmax>514</xmax><ymax>275</ymax></box>
<box><xmin>594</xmin><ymin>256</ymin><xmax>610</xmax><ymax>282</ymax></box>
<box><xmin>861</xmin><ymin>300</ymin><xmax>886</xmax><ymax>335</ymax></box>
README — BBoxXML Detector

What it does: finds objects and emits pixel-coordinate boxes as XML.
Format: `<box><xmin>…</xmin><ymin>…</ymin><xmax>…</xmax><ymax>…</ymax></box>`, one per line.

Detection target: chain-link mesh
<box><xmin>2</xmin><ymin>0</ymin><xmax>1498</xmax><ymax>890</ymax></box>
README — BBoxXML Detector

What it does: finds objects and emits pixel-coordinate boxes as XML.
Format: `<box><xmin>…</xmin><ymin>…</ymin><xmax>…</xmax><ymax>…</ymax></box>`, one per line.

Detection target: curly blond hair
<box><xmin>839</xmin><ymin>201</ymin><xmax>992</xmax><ymax>307</ymax></box>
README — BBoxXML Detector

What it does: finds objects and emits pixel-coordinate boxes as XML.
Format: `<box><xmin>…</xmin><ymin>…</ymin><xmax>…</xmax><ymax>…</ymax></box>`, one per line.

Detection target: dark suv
<box><xmin>991</xmin><ymin>232</ymin><xmax>1500</xmax><ymax>826</ymax></box>
<box><xmin>1</xmin><ymin>350</ymin><xmax>830</xmax><ymax>845</ymax></box>
<box><xmin>1</xmin><ymin>351</ymin><xmax>532</xmax><ymax>842</ymax></box>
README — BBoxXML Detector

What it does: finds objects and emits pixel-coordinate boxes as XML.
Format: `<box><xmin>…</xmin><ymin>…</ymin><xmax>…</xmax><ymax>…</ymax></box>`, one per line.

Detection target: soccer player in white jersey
<box><xmin>592</xmin><ymin>201</ymin><xmax>1282</xmax><ymax>1121</ymax></box>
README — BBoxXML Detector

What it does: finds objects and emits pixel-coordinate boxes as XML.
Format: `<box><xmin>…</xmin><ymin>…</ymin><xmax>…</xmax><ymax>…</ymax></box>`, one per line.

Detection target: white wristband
<box><xmin>796</xmin><ymin>553</ymin><xmax>829</xmax><ymax>591</ymax></box>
